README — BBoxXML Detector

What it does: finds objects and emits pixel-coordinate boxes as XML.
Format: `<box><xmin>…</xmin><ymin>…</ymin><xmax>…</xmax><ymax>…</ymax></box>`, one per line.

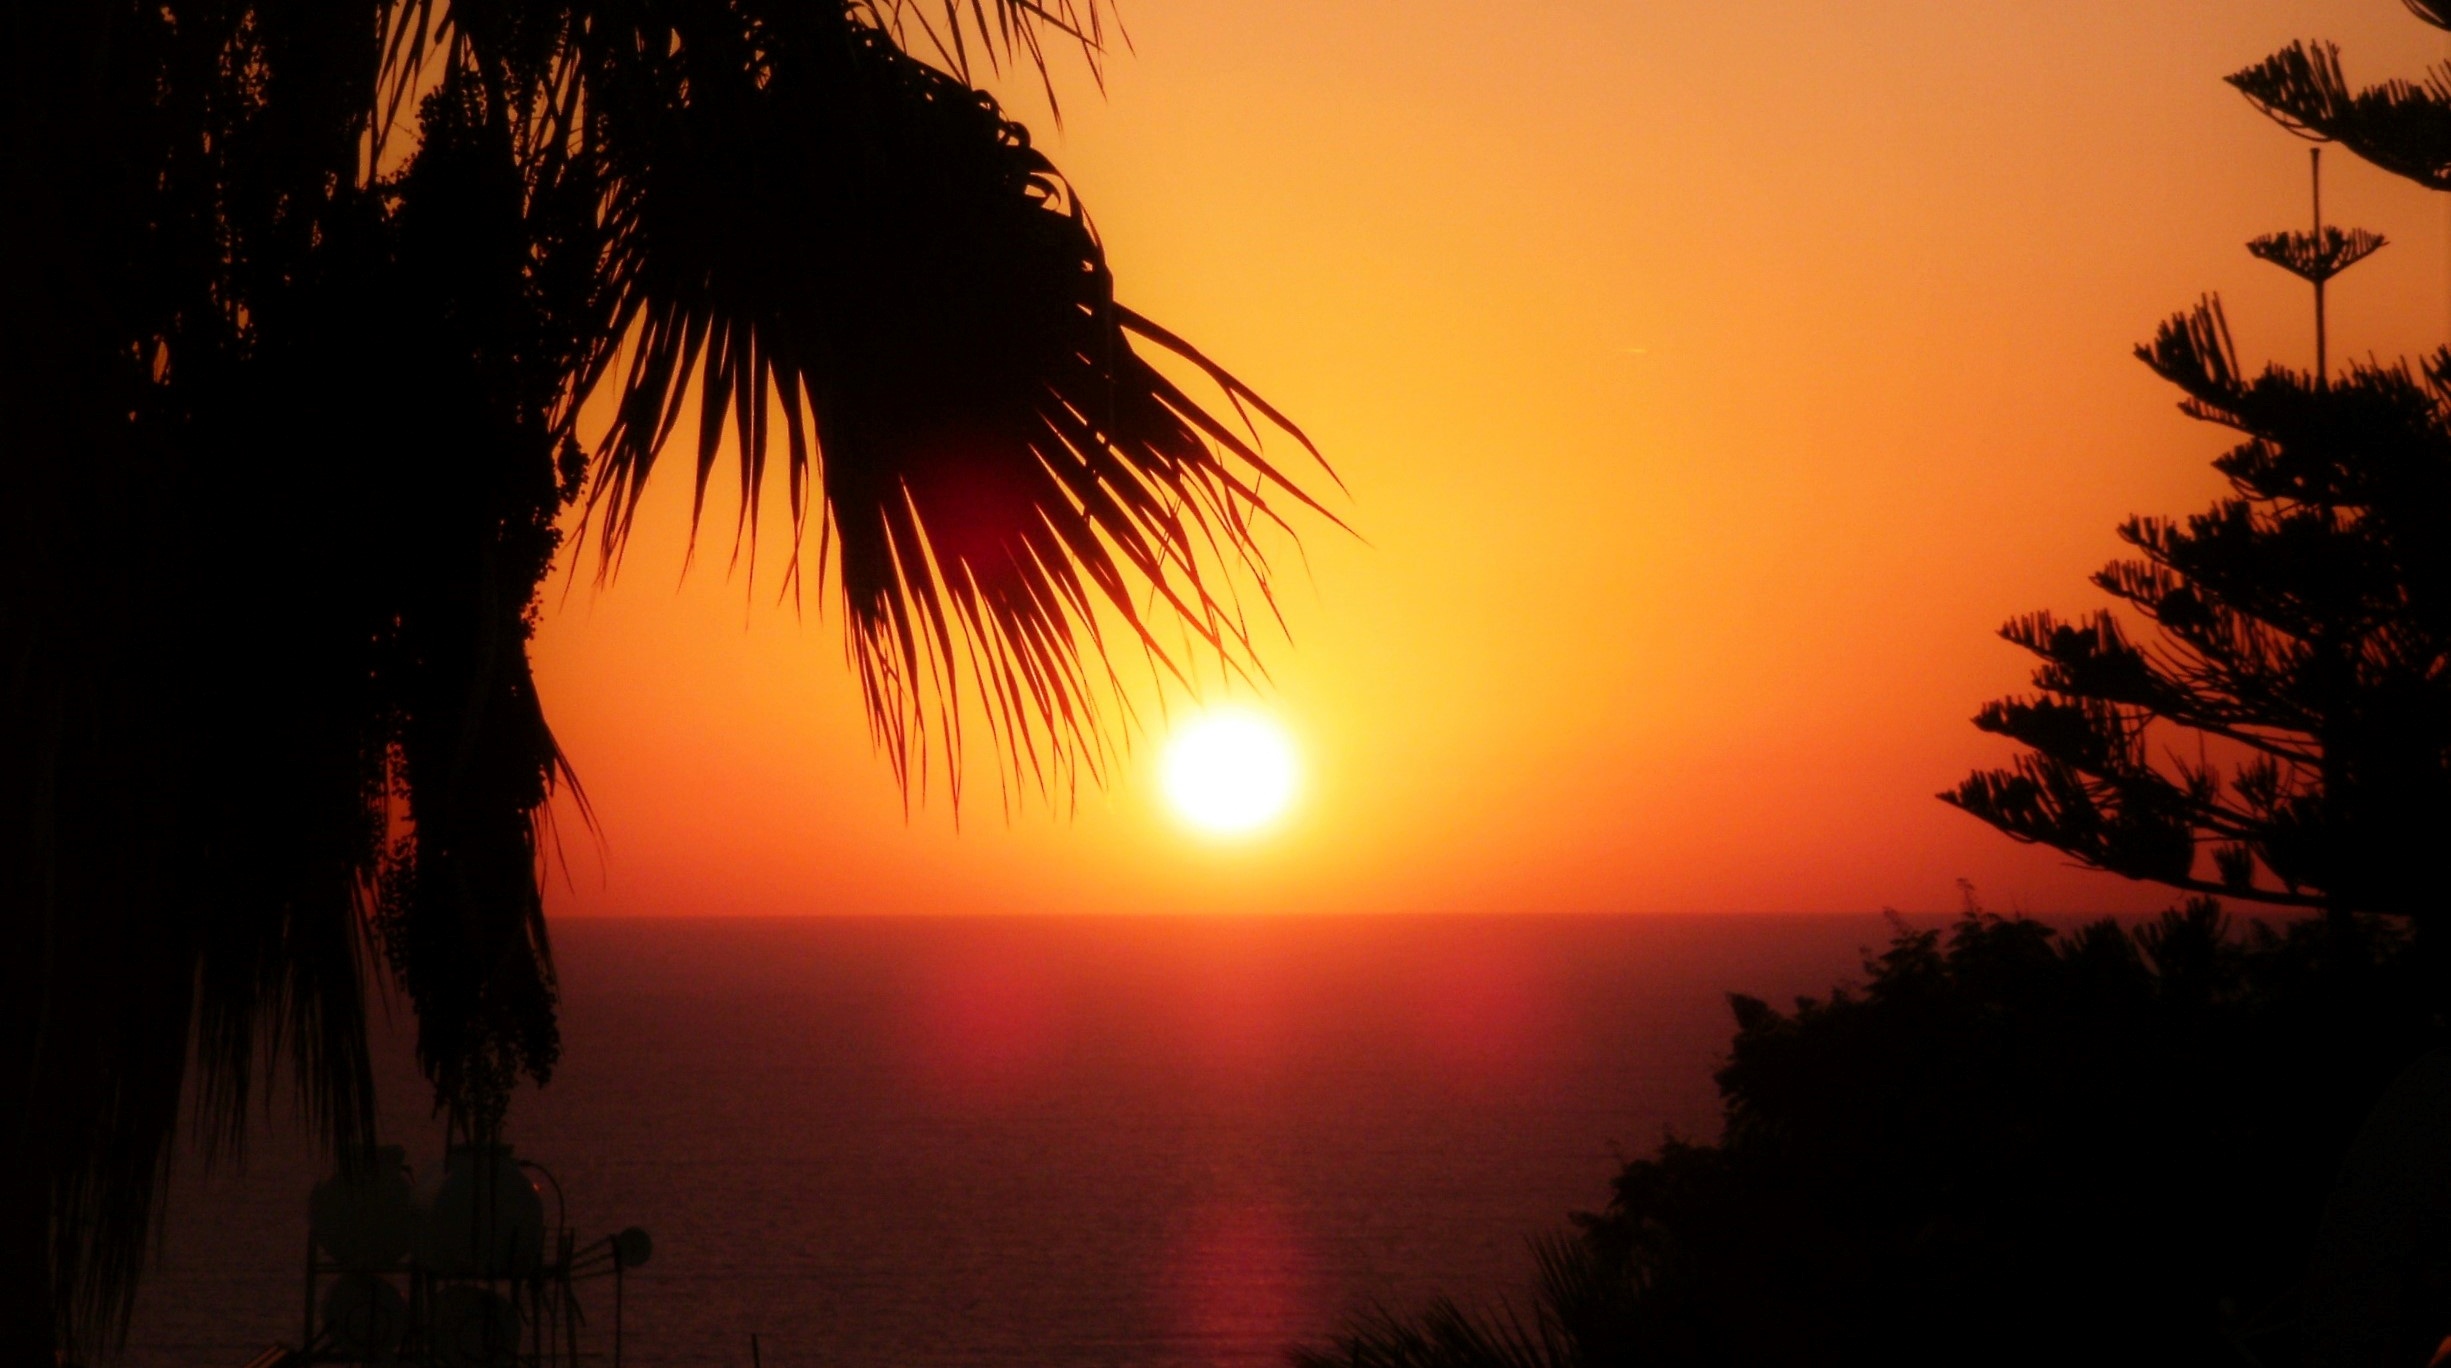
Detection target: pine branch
<box><xmin>2229</xmin><ymin>42</ymin><xmax>2451</xmax><ymax>192</ymax></box>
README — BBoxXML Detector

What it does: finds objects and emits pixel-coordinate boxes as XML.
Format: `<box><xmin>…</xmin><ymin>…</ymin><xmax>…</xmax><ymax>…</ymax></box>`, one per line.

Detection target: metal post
<box><xmin>303</xmin><ymin>1231</ymin><xmax>316</xmax><ymax>1361</ymax></box>
<box><xmin>562</xmin><ymin>1228</ymin><xmax>579</xmax><ymax>1368</ymax></box>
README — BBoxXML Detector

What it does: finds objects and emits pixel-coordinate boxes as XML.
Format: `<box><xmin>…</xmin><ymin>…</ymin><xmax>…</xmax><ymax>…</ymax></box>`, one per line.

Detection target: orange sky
<box><xmin>533</xmin><ymin>0</ymin><xmax>2451</xmax><ymax>918</ymax></box>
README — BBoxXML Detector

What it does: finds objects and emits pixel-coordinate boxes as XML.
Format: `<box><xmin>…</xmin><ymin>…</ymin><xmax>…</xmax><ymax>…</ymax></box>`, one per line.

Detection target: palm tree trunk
<box><xmin>0</xmin><ymin>922</ymin><xmax>57</xmax><ymax>1362</ymax></box>
<box><xmin>0</xmin><ymin>1159</ymin><xmax>54</xmax><ymax>1364</ymax></box>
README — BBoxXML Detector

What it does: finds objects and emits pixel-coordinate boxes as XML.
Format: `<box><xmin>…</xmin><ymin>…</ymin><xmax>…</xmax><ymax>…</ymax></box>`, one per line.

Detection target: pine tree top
<box><xmin>2229</xmin><ymin>41</ymin><xmax>2451</xmax><ymax>192</ymax></box>
<box><xmin>2248</xmin><ymin>225</ymin><xmax>2386</xmax><ymax>285</ymax></box>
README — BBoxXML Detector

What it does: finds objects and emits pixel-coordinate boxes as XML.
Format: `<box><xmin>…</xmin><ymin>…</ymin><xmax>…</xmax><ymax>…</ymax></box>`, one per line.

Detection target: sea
<box><xmin>116</xmin><ymin>913</ymin><xmax>1912</xmax><ymax>1368</ymax></box>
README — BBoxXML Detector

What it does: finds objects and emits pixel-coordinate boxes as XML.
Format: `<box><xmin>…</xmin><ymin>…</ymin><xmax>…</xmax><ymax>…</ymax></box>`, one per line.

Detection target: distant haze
<box><xmin>533</xmin><ymin>1</ymin><xmax>2448</xmax><ymax>917</ymax></box>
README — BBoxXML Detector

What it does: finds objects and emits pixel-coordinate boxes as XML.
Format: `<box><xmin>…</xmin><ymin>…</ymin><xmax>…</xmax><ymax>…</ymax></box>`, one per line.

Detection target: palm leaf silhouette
<box><xmin>0</xmin><ymin>0</ymin><xmax>1332</xmax><ymax>1356</ymax></box>
<box><xmin>576</xmin><ymin>3</ymin><xmax>1332</xmax><ymax>801</ymax></box>
<box><xmin>1296</xmin><ymin>1234</ymin><xmax>1607</xmax><ymax>1368</ymax></box>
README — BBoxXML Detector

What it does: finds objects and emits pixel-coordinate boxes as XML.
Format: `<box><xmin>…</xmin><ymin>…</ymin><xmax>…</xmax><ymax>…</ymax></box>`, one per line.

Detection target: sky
<box><xmin>532</xmin><ymin>0</ymin><xmax>2451</xmax><ymax>918</ymax></box>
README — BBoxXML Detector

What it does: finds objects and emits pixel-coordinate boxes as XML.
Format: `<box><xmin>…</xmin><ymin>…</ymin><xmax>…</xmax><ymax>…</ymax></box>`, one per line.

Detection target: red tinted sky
<box><xmin>533</xmin><ymin>0</ymin><xmax>2449</xmax><ymax>917</ymax></box>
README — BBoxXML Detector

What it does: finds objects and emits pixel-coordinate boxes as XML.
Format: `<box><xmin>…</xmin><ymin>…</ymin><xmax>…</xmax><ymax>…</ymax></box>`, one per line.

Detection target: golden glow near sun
<box><xmin>1160</xmin><ymin>709</ymin><xmax>1299</xmax><ymax>837</ymax></box>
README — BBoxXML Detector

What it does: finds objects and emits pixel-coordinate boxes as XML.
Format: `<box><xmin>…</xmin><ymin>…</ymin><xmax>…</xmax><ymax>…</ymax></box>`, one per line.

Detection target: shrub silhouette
<box><xmin>1299</xmin><ymin>907</ymin><xmax>2441</xmax><ymax>1368</ymax></box>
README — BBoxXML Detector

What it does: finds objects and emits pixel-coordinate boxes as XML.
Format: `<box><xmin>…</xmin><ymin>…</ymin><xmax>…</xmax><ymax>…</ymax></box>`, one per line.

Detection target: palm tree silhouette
<box><xmin>0</xmin><ymin>2</ymin><xmax>1330</xmax><ymax>1358</ymax></box>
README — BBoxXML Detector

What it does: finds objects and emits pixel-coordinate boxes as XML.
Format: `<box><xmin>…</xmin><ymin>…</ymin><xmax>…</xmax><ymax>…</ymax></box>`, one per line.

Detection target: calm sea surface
<box><xmin>119</xmin><ymin>914</ymin><xmax>1907</xmax><ymax>1368</ymax></box>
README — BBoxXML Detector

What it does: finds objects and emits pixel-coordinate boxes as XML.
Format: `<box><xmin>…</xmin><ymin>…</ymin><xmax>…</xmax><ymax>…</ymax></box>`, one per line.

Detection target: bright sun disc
<box><xmin>1161</xmin><ymin>710</ymin><xmax>1299</xmax><ymax>836</ymax></box>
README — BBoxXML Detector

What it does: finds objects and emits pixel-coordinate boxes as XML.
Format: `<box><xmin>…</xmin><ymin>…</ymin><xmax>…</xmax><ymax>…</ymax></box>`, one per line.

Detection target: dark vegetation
<box><xmin>1303</xmin><ymin>4</ymin><xmax>2451</xmax><ymax>1364</ymax></box>
<box><xmin>1</xmin><ymin>0</ymin><xmax>1324</xmax><ymax>1358</ymax></box>
<box><xmin>1299</xmin><ymin>906</ymin><xmax>2441</xmax><ymax>1368</ymax></box>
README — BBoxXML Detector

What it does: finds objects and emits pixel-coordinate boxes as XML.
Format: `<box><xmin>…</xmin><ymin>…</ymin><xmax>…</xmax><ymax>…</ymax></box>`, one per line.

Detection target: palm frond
<box><xmin>1295</xmin><ymin>1298</ymin><xmax>1579</xmax><ymax>1368</ymax></box>
<box><xmin>855</xmin><ymin>0</ymin><xmax>1114</xmax><ymax>108</ymax></box>
<box><xmin>580</xmin><ymin>1</ymin><xmax>1334</xmax><ymax>803</ymax></box>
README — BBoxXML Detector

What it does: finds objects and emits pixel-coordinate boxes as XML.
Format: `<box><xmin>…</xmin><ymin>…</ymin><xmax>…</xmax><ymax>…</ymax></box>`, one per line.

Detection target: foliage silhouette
<box><xmin>1297</xmin><ymin>907</ymin><xmax>2443</xmax><ymax>1368</ymax></box>
<box><xmin>1943</xmin><ymin>4</ymin><xmax>2451</xmax><ymax>923</ymax></box>
<box><xmin>0</xmin><ymin>1</ymin><xmax>1327</xmax><ymax>1358</ymax></box>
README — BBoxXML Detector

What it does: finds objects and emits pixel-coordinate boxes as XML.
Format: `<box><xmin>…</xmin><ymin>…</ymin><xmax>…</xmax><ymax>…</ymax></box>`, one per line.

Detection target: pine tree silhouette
<box><xmin>1944</xmin><ymin>11</ymin><xmax>2451</xmax><ymax>927</ymax></box>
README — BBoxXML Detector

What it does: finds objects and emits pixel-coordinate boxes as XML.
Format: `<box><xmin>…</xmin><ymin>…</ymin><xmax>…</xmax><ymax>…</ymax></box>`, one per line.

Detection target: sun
<box><xmin>1160</xmin><ymin>708</ymin><xmax>1300</xmax><ymax>837</ymax></box>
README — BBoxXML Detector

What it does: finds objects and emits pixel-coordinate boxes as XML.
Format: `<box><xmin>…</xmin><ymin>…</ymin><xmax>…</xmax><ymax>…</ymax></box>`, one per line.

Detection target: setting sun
<box><xmin>1160</xmin><ymin>710</ymin><xmax>1300</xmax><ymax>837</ymax></box>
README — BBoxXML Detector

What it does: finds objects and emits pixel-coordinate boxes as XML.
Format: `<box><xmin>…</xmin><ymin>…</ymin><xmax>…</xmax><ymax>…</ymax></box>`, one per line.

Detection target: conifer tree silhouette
<box><xmin>1944</xmin><ymin>8</ymin><xmax>2451</xmax><ymax>925</ymax></box>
